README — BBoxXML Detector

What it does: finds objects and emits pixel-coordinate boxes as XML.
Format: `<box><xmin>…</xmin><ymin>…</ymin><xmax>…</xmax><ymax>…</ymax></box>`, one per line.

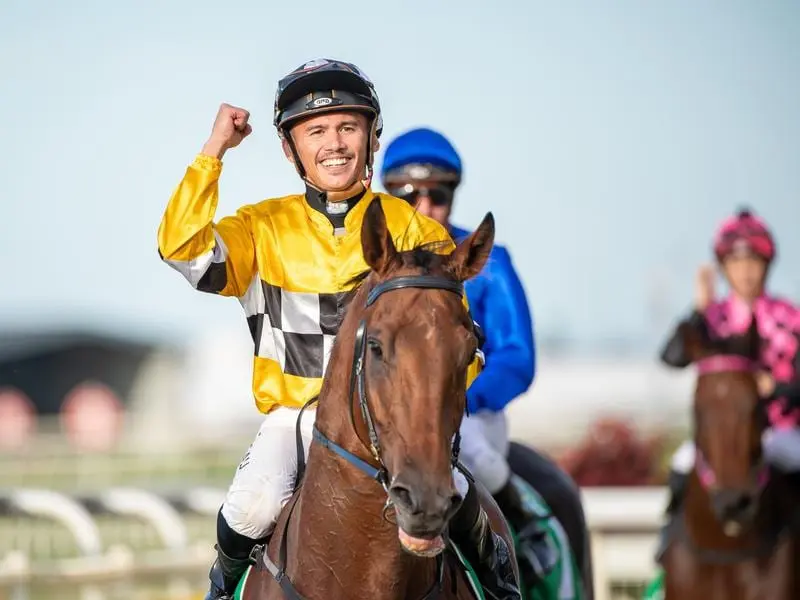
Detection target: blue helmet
<box><xmin>380</xmin><ymin>127</ymin><xmax>463</xmax><ymax>186</ymax></box>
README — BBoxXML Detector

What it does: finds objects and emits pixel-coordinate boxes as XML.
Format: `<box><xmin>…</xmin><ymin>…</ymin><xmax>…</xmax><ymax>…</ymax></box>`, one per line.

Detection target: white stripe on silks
<box><xmin>164</xmin><ymin>229</ymin><xmax>229</xmax><ymax>288</ymax></box>
<box><xmin>257</xmin><ymin>318</ymin><xmax>286</xmax><ymax>369</ymax></box>
<box><xmin>322</xmin><ymin>334</ymin><xmax>336</xmax><ymax>374</ymax></box>
<box><xmin>240</xmin><ymin>275</ymin><xmax>264</xmax><ymax>318</ymax></box>
<box><xmin>165</xmin><ymin>249</ymin><xmax>214</xmax><ymax>288</ymax></box>
<box><xmin>280</xmin><ymin>290</ymin><xmax>323</xmax><ymax>335</ymax></box>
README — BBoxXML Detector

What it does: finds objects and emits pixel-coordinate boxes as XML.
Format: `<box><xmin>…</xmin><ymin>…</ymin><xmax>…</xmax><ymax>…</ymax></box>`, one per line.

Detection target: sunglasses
<box><xmin>386</xmin><ymin>182</ymin><xmax>454</xmax><ymax>207</ymax></box>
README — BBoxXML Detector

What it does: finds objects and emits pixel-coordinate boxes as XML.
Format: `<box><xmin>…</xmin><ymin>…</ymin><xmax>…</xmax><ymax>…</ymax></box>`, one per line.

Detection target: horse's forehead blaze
<box><xmin>715</xmin><ymin>380</ymin><xmax>731</xmax><ymax>397</ymax></box>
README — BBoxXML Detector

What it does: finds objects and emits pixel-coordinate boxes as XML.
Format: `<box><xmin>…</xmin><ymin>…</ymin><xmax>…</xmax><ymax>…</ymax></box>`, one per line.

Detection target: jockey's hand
<box><xmin>694</xmin><ymin>264</ymin><xmax>715</xmax><ymax>311</ymax></box>
<box><xmin>756</xmin><ymin>371</ymin><xmax>775</xmax><ymax>398</ymax></box>
<box><xmin>202</xmin><ymin>103</ymin><xmax>253</xmax><ymax>159</ymax></box>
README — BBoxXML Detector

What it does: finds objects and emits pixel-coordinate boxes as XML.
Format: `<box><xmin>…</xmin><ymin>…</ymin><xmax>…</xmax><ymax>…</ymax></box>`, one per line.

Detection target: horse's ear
<box><xmin>449</xmin><ymin>212</ymin><xmax>495</xmax><ymax>282</ymax></box>
<box><xmin>362</xmin><ymin>197</ymin><xmax>398</xmax><ymax>275</ymax></box>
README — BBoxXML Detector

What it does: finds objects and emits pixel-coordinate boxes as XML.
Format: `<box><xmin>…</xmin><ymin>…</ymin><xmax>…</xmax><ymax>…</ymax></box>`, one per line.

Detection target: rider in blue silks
<box><xmin>380</xmin><ymin>127</ymin><xmax>589</xmax><ymax>588</ymax></box>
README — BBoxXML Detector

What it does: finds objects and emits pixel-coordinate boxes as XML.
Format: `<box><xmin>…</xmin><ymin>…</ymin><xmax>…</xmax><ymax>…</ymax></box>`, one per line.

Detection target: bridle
<box><xmin>314</xmin><ymin>274</ymin><xmax>473</xmax><ymax>491</ymax></box>
<box><xmin>671</xmin><ymin>353</ymin><xmax>784</xmax><ymax>564</ymax></box>
<box><xmin>693</xmin><ymin>354</ymin><xmax>770</xmax><ymax>497</ymax></box>
<box><xmin>259</xmin><ymin>273</ymin><xmax>484</xmax><ymax>599</ymax></box>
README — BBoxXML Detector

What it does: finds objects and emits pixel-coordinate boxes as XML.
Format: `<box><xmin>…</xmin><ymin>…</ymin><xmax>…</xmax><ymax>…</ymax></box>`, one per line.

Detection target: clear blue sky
<box><xmin>1</xmin><ymin>0</ymin><xmax>798</xmax><ymax>351</ymax></box>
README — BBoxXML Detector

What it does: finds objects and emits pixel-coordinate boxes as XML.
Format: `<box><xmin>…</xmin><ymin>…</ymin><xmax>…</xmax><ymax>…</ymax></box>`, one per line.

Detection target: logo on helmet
<box><xmin>302</xmin><ymin>58</ymin><xmax>329</xmax><ymax>71</ymax></box>
<box><xmin>732</xmin><ymin>238</ymin><xmax>752</xmax><ymax>254</ymax></box>
<box><xmin>312</xmin><ymin>97</ymin><xmax>333</xmax><ymax>107</ymax></box>
<box><xmin>407</xmin><ymin>165</ymin><xmax>432</xmax><ymax>180</ymax></box>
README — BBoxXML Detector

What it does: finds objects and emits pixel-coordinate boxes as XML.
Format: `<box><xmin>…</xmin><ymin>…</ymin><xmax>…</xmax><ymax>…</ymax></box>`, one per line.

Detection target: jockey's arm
<box><xmin>465</xmin><ymin>246</ymin><xmax>535</xmax><ymax>413</ymax></box>
<box><xmin>659</xmin><ymin>309</ymin><xmax>711</xmax><ymax>368</ymax></box>
<box><xmin>157</xmin><ymin>154</ymin><xmax>256</xmax><ymax>297</ymax></box>
<box><xmin>772</xmin><ymin>329</ymin><xmax>800</xmax><ymax>402</ymax></box>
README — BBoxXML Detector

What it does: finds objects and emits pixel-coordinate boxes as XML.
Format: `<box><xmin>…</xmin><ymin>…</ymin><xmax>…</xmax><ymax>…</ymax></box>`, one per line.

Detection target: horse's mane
<box><xmin>322</xmin><ymin>240</ymin><xmax>455</xmax><ymax>387</ymax></box>
<box><xmin>341</xmin><ymin>240</ymin><xmax>454</xmax><ymax>308</ymax></box>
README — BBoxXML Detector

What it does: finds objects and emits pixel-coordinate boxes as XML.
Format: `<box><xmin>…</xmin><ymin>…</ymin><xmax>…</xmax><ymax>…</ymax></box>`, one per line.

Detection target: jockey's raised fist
<box><xmin>694</xmin><ymin>263</ymin><xmax>715</xmax><ymax>311</ymax></box>
<box><xmin>202</xmin><ymin>103</ymin><xmax>252</xmax><ymax>158</ymax></box>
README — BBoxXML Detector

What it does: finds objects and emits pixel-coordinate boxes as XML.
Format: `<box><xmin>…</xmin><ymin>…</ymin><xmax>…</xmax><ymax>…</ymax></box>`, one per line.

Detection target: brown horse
<box><xmin>661</xmin><ymin>316</ymin><xmax>800</xmax><ymax>599</ymax></box>
<box><xmin>239</xmin><ymin>198</ymin><xmax>517</xmax><ymax>599</ymax></box>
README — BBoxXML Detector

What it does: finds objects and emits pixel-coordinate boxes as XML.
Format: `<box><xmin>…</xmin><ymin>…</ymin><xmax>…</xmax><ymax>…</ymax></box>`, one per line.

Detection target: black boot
<box><xmin>654</xmin><ymin>470</ymin><xmax>688</xmax><ymax>562</ymax></box>
<box><xmin>450</xmin><ymin>479</ymin><xmax>522</xmax><ymax>600</ymax></box>
<box><xmin>493</xmin><ymin>479</ymin><xmax>557</xmax><ymax>584</ymax></box>
<box><xmin>204</xmin><ymin>544</ymin><xmax>252</xmax><ymax>600</ymax></box>
<box><xmin>206</xmin><ymin>510</ymin><xmax>268</xmax><ymax>600</ymax></box>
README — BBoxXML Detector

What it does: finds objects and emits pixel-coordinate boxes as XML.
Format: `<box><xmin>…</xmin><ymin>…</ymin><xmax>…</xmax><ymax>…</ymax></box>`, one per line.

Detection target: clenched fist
<box><xmin>694</xmin><ymin>263</ymin><xmax>716</xmax><ymax>311</ymax></box>
<box><xmin>201</xmin><ymin>103</ymin><xmax>253</xmax><ymax>159</ymax></box>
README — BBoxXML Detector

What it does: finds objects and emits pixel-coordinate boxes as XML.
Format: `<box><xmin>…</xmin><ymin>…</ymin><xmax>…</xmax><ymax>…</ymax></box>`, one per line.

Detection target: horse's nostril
<box><xmin>734</xmin><ymin>493</ymin><xmax>753</xmax><ymax>512</ymax></box>
<box><xmin>389</xmin><ymin>484</ymin><xmax>415</xmax><ymax>512</ymax></box>
<box><xmin>712</xmin><ymin>489</ymin><xmax>756</xmax><ymax>521</ymax></box>
<box><xmin>448</xmin><ymin>492</ymin><xmax>463</xmax><ymax>516</ymax></box>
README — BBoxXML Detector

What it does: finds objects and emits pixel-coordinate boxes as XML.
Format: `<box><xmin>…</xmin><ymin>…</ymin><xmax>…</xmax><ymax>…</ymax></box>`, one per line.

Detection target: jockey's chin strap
<box><xmin>257</xmin><ymin>274</ymin><xmax>473</xmax><ymax>600</ymax></box>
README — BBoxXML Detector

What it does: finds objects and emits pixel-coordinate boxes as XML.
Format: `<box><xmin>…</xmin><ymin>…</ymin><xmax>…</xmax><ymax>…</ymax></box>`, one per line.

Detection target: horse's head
<box><xmin>677</xmin><ymin>315</ymin><xmax>768</xmax><ymax>533</ymax></box>
<box><xmin>353</xmin><ymin>198</ymin><xmax>494</xmax><ymax>552</ymax></box>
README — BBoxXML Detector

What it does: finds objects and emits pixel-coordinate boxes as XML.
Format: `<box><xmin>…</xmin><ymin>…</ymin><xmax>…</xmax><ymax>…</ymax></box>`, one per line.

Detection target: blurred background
<box><xmin>1</xmin><ymin>1</ymin><xmax>798</xmax><ymax>599</ymax></box>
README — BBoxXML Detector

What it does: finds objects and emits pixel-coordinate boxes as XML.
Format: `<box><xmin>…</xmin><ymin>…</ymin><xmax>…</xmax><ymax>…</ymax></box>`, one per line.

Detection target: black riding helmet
<box><xmin>273</xmin><ymin>58</ymin><xmax>383</xmax><ymax>180</ymax></box>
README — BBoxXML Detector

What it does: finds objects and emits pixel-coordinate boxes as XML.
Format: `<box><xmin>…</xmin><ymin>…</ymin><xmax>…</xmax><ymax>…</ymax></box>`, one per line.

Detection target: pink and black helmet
<box><xmin>712</xmin><ymin>208</ymin><xmax>776</xmax><ymax>263</ymax></box>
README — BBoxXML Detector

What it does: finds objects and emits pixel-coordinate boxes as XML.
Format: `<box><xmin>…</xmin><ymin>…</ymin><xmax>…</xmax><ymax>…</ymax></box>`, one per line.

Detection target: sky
<box><xmin>1</xmin><ymin>0</ymin><xmax>798</xmax><ymax>353</ymax></box>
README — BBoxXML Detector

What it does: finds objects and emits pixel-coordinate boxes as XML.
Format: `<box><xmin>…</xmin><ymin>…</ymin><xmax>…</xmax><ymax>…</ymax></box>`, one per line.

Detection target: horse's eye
<box><xmin>367</xmin><ymin>338</ymin><xmax>383</xmax><ymax>360</ymax></box>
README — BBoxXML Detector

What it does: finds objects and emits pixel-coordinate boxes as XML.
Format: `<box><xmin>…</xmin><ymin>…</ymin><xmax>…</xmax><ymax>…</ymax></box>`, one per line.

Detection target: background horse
<box><xmin>239</xmin><ymin>198</ymin><xmax>516</xmax><ymax>599</ymax></box>
<box><xmin>659</xmin><ymin>316</ymin><xmax>799</xmax><ymax>599</ymax></box>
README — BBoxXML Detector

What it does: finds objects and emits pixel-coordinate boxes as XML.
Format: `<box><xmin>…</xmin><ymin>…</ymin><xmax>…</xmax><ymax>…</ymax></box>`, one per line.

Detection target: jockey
<box><xmin>157</xmin><ymin>59</ymin><xmax>521</xmax><ymax>600</ymax></box>
<box><xmin>657</xmin><ymin>208</ymin><xmax>800</xmax><ymax>556</ymax></box>
<box><xmin>379</xmin><ymin>127</ymin><xmax>551</xmax><ymax>579</ymax></box>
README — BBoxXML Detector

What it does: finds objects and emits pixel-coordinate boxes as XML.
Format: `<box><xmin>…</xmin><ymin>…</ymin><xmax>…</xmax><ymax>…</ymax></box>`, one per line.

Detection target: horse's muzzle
<box><xmin>388</xmin><ymin>474</ymin><xmax>463</xmax><ymax>539</ymax></box>
<box><xmin>710</xmin><ymin>488</ymin><xmax>758</xmax><ymax>534</ymax></box>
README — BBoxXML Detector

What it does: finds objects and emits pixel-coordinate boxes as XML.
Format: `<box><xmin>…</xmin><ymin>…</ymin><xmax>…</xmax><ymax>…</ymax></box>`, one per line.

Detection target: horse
<box><xmin>236</xmin><ymin>197</ymin><xmax>517</xmax><ymax>599</ymax></box>
<box><xmin>657</xmin><ymin>315</ymin><xmax>800</xmax><ymax>599</ymax></box>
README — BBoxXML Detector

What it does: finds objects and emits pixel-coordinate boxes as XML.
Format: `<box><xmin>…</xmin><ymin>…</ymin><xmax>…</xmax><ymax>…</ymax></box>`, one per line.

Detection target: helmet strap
<box><xmin>282</xmin><ymin>130</ymin><xmax>308</xmax><ymax>179</ymax></box>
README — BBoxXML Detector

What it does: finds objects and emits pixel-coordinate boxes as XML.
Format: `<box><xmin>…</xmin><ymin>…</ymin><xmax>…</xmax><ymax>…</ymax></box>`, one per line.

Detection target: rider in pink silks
<box><xmin>656</xmin><ymin>208</ymin><xmax>800</xmax><ymax>557</ymax></box>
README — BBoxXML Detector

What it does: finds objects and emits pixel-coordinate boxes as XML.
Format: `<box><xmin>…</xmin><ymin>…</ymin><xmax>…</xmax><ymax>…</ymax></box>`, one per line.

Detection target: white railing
<box><xmin>581</xmin><ymin>487</ymin><xmax>665</xmax><ymax>600</ymax></box>
<box><xmin>0</xmin><ymin>486</ymin><xmax>665</xmax><ymax>599</ymax></box>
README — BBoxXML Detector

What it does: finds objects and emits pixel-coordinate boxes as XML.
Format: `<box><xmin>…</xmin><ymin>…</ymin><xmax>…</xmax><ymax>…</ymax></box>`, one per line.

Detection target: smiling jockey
<box><xmin>657</xmin><ymin>208</ymin><xmax>800</xmax><ymax>558</ymax></box>
<box><xmin>379</xmin><ymin>127</ymin><xmax>573</xmax><ymax>585</ymax></box>
<box><xmin>158</xmin><ymin>60</ymin><xmax>521</xmax><ymax>600</ymax></box>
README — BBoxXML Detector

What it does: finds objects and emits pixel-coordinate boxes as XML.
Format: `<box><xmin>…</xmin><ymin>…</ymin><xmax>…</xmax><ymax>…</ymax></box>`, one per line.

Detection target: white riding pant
<box><xmin>671</xmin><ymin>427</ymin><xmax>800</xmax><ymax>475</ymax></box>
<box><xmin>458</xmin><ymin>410</ymin><xmax>511</xmax><ymax>495</ymax></box>
<box><xmin>221</xmin><ymin>406</ymin><xmax>469</xmax><ymax>540</ymax></box>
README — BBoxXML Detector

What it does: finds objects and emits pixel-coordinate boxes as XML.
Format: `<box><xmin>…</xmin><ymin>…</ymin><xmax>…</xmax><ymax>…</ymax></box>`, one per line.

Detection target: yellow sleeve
<box><xmin>405</xmin><ymin>210</ymin><xmax>483</xmax><ymax>388</ymax></box>
<box><xmin>157</xmin><ymin>154</ymin><xmax>256</xmax><ymax>297</ymax></box>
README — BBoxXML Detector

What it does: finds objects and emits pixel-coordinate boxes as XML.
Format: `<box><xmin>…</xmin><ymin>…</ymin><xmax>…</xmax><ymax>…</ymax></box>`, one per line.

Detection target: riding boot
<box><xmin>206</xmin><ymin>510</ymin><xmax>268</xmax><ymax>600</ymax></box>
<box><xmin>654</xmin><ymin>470</ymin><xmax>688</xmax><ymax>562</ymax></box>
<box><xmin>493</xmin><ymin>478</ymin><xmax>557</xmax><ymax>583</ymax></box>
<box><xmin>204</xmin><ymin>543</ymin><xmax>252</xmax><ymax>600</ymax></box>
<box><xmin>450</xmin><ymin>479</ymin><xmax>522</xmax><ymax>600</ymax></box>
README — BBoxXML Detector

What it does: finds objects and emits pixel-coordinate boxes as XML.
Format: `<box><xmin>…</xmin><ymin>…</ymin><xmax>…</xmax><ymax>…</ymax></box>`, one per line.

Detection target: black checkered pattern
<box><xmin>246</xmin><ymin>281</ymin><xmax>348</xmax><ymax>378</ymax></box>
